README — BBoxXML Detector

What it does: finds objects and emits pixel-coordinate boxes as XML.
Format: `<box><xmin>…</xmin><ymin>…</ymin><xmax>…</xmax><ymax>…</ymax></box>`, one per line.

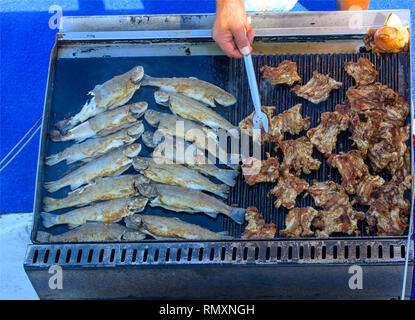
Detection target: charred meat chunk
<box><xmin>241</xmin><ymin>153</ymin><xmax>279</xmax><ymax>186</ymax></box>
<box><xmin>292</xmin><ymin>71</ymin><xmax>342</xmax><ymax>104</ymax></box>
<box><xmin>327</xmin><ymin>150</ymin><xmax>369</xmax><ymax>195</ymax></box>
<box><xmin>355</xmin><ymin>174</ymin><xmax>385</xmax><ymax>205</ymax></box>
<box><xmin>261</xmin><ymin>60</ymin><xmax>302</xmax><ymax>86</ymax></box>
<box><xmin>269</xmin><ymin>166</ymin><xmax>309</xmax><ymax>209</ymax></box>
<box><xmin>344</xmin><ymin>57</ymin><xmax>378</xmax><ymax>85</ymax></box>
<box><xmin>307</xmin><ymin>110</ymin><xmax>349</xmax><ymax>156</ymax></box>
<box><xmin>280</xmin><ymin>207</ymin><xmax>319</xmax><ymax>238</ymax></box>
<box><xmin>279</xmin><ymin>137</ymin><xmax>321</xmax><ymax>175</ymax></box>
<box><xmin>241</xmin><ymin>207</ymin><xmax>276</xmax><ymax>239</ymax></box>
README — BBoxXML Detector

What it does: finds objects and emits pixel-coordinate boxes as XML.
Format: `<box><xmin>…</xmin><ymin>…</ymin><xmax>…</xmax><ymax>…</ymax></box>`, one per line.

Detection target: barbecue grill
<box><xmin>24</xmin><ymin>10</ymin><xmax>414</xmax><ymax>299</ymax></box>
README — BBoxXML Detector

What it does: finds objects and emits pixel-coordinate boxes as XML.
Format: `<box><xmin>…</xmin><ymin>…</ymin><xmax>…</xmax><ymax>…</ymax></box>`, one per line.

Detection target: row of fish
<box><xmin>41</xmin><ymin>65</ymin><xmax>243</xmax><ymax>242</ymax></box>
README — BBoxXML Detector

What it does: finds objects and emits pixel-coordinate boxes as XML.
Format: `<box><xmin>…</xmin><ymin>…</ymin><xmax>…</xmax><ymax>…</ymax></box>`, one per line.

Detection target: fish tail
<box><xmin>45</xmin><ymin>180</ymin><xmax>63</xmax><ymax>193</ymax></box>
<box><xmin>41</xmin><ymin>212</ymin><xmax>59</xmax><ymax>228</ymax></box>
<box><xmin>214</xmin><ymin>184</ymin><xmax>230</xmax><ymax>199</ymax></box>
<box><xmin>36</xmin><ymin>231</ymin><xmax>51</xmax><ymax>242</ymax></box>
<box><xmin>45</xmin><ymin>153</ymin><xmax>63</xmax><ymax>166</ymax></box>
<box><xmin>42</xmin><ymin>197</ymin><xmax>60</xmax><ymax>212</ymax></box>
<box><xmin>216</xmin><ymin>170</ymin><xmax>238</xmax><ymax>187</ymax></box>
<box><xmin>228</xmin><ymin>207</ymin><xmax>246</xmax><ymax>225</ymax></box>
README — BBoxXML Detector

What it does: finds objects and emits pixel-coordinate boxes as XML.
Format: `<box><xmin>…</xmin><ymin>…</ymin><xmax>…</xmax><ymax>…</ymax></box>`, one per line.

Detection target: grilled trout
<box><xmin>36</xmin><ymin>221</ymin><xmax>146</xmax><ymax>242</ymax></box>
<box><xmin>144</xmin><ymin>109</ymin><xmax>238</xmax><ymax>168</ymax></box>
<box><xmin>41</xmin><ymin>196</ymin><xmax>148</xmax><ymax>229</ymax></box>
<box><xmin>125</xmin><ymin>214</ymin><xmax>232</xmax><ymax>240</ymax></box>
<box><xmin>50</xmin><ymin>102</ymin><xmax>147</xmax><ymax>143</ymax></box>
<box><xmin>43</xmin><ymin>174</ymin><xmax>150</xmax><ymax>212</ymax></box>
<box><xmin>46</xmin><ymin>122</ymin><xmax>144</xmax><ymax>166</ymax></box>
<box><xmin>154</xmin><ymin>90</ymin><xmax>238</xmax><ymax>136</ymax></box>
<box><xmin>142</xmin><ymin>75</ymin><xmax>236</xmax><ymax>107</ymax></box>
<box><xmin>45</xmin><ymin>143</ymin><xmax>141</xmax><ymax>193</ymax></box>
<box><xmin>55</xmin><ymin>66</ymin><xmax>144</xmax><ymax>134</ymax></box>
<box><xmin>132</xmin><ymin>157</ymin><xmax>229</xmax><ymax>198</ymax></box>
<box><xmin>143</xmin><ymin>131</ymin><xmax>238</xmax><ymax>187</ymax></box>
<box><xmin>138</xmin><ymin>183</ymin><xmax>246</xmax><ymax>224</ymax></box>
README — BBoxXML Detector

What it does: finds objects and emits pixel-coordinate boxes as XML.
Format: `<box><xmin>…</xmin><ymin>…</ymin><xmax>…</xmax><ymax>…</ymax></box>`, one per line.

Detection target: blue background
<box><xmin>0</xmin><ymin>0</ymin><xmax>414</xmax><ymax>298</ymax></box>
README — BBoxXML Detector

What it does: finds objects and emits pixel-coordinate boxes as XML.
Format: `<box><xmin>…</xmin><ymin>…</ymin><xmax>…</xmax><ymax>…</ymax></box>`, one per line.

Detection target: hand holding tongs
<box><xmin>243</xmin><ymin>46</ymin><xmax>268</xmax><ymax>133</ymax></box>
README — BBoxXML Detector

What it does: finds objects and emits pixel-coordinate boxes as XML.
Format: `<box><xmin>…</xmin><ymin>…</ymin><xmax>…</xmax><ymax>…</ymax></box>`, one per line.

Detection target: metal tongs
<box><xmin>243</xmin><ymin>50</ymin><xmax>269</xmax><ymax>133</ymax></box>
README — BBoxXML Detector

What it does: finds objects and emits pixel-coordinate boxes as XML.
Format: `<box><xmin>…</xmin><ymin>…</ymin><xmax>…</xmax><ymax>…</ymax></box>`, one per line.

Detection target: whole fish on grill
<box><xmin>144</xmin><ymin>109</ymin><xmax>239</xmax><ymax>169</ymax></box>
<box><xmin>132</xmin><ymin>157</ymin><xmax>230</xmax><ymax>198</ymax></box>
<box><xmin>50</xmin><ymin>102</ymin><xmax>147</xmax><ymax>143</ymax></box>
<box><xmin>55</xmin><ymin>66</ymin><xmax>144</xmax><ymax>134</ymax></box>
<box><xmin>142</xmin><ymin>131</ymin><xmax>238</xmax><ymax>187</ymax></box>
<box><xmin>125</xmin><ymin>214</ymin><xmax>232</xmax><ymax>240</ymax></box>
<box><xmin>142</xmin><ymin>75</ymin><xmax>236</xmax><ymax>107</ymax></box>
<box><xmin>45</xmin><ymin>143</ymin><xmax>141</xmax><ymax>193</ymax></box>
<box><xmin>154</xmin><ymin>90</ymin><xmax>238</xmax><ymax>136</ymax></box>
<box><xmin>46</xmin><ymin>122</ymin><xmax>144</xmax><ymax>166</ymax></box>
<box><xmin>36</xmin><ymin>221</ymin><xmax>146</xmax><ymax>242</ymax></box>
<box><xmin>43</xmin><ymin>174</ymin><xmax>150</xmax><ymax>212</ymax></box>
<box><xmin>41</xmin><ymin>196</ymin><xmax>148</xmax><ymax>229</ymax></box>
<box><xmin>138</xmin><ymin>183</ymin><xmax>246</xmax><ymax>224</ymax></box>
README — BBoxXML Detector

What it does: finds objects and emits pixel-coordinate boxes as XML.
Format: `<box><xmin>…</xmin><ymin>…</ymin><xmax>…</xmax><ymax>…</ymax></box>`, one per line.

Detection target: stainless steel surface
<box><xmin>24</xmin><ymin>239</ymin><xmax>413</xmax><ymax>299</ymax></box>
<box><xmin>59</xmin><ymin>10</ymin><xmax>410</xmax><ymax>40</ymax></box>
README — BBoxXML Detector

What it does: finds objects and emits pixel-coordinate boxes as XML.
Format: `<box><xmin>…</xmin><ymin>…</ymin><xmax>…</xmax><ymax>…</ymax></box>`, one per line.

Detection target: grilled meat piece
<box><xmin>309</xmin><ymin>181</ymin><xmax>364</xmax><ymax>237</ymax></box>
<box><xmin>241</xmin><ymin>153</ymin><xmax>280</xmax><ymax>186</ymax></box>
<box><xmin>392</xmin><ymin>148</ymin><xmax>411</xmax><ymax>184</ymax></box>
<box><xmin>348</xmin><ymin>113</ymin><xmax>374</xmax><ymax>155</ymax></box>
<box><xmin>269</xmin><ymin>166</ymin><xmax>309</xmax><ymax>209</ymax></box>
<box><xmin>241</xmin><ymin>207</ymin><xmax>276</xmax><ymax>239</ymax></box>
<box><xmin>366</xmin><ymin>178</ymin><xmax>411</xmax><ymax>236</ymax></box>
<box><xmin>239</xmin><ymin>104</ymin><xmax>310</xmax><ymax>143</ymax></box>
<box><xmin>355</xmin><ymin>174</ymin><xmax>386</xmax><ymax>205</ymax></box>
<box><xmin>280</xmin><ymin>207</ymin><xmax>319</xmax><ymax>238</ymax></box>
<box><xmin>327</xmin><ymin>150</ymin><xmax>369</xmax><ymax>195</ymax></box>
<box><xmin>239</xmin><ymin>106</ymin><xmax>276</xmax><ymax>142</ymax></box>
<box><xmin>307</xmin><ymin>110</ymin><xmax>349</xmax><ymax>156</ymax></box>
<box><xmin>368</xmin><ymin>124</ymin><xmax>410</xmax><ymax>173</ymax></box>
<box><xmin>278</xmin><ymin>136</ymin><xmax>321</xmax><ymax>175</ymax></box>
<box><xmin>344</xmin><ymin>57</ymin><xmax>378</xmax><ymax>85</ymax></box>
<box><xmin>292</xmin><ymin>71</ymin><xmax>342</xmax><ymax>104</ymax></box>
<box><xmin>260</xmin><ymin>60</ymin><xmax>302</xmax><ymax>86</ymax></box>
<box><xmin>268</xmin><ymin>104</ymin><xmax>310</xmax><ymax>142</ymax></box>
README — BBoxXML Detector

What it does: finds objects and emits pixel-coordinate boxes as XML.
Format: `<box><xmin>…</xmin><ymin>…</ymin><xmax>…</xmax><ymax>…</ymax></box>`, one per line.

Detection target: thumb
<box><xmin>232</xmin><ymin>27</ymin><xmax>252</xmax><ymax>56</ymax></box>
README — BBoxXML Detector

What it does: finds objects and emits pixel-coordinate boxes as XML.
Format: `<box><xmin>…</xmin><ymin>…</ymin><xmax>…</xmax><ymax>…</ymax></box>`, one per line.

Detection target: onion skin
<box><xmin>374</xmin><ymin>26</ymin><xmax>409</xmax><ymax>53</ymax></box>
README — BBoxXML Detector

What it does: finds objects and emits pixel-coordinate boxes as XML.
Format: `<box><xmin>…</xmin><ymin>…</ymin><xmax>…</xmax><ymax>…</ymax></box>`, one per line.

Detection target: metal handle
<box><xmin>243</xmin><ymin>54</ymin><xmax>261</xmax><ymax>113</ymax></box>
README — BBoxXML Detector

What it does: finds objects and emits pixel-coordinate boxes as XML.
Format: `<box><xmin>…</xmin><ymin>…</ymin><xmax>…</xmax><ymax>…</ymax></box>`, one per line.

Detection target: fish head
<box><xmin>125</xmin><ymin>144</ymin><xmax>142</xmax><ymax>158</ymax></box>
<box><xmin>130</xmin><ymin>102</ymin><xmax>148</xmax><ymax>116</ymax></box>
<box><xmin>144</xmin><ymin>109</ymin><xmax>161</xmax><ymax>127</ymax></box>
<box><xmin>132</xmin><ymin>157</ymin><xmax>149</xmax><ymax>171</ymax></box>
<box><xmin>126</xmin><ymin>121</ymin><xmax>144</xmax><ymax>137</ymax></box>
<box><xmin>215</xmin><ymin>93</ymin><xmax>237</xmax><ymax>107</ymax></box>
<box><xmin>136</xmin><ymin>182</ymin><xmax>159</xmax><ymax>199</ymax></box>
<box><xmin>129</xmin><ymin>66</ymin><xmax>144</xmax><ymax>83</ymax></box>
<box><xmin>134</xmin><ymin>174</ymin><xmax>152</xmax><ymax>186</ymax></box>
<box><xmin>124</xmin><ymin>215</ymin><xmax>143</xmax><ymax>229</ymax></box>
<box><xmin>154</xmin><ymin>90</ymin><xmax>170</xmax><ymax>106</ymax></box>
<box><xmin>122</xmin><ymin>229</ymin><xmax>146</xmax><ymax>241</ymax></box>
<box><xmin>128</xmin><ymin>197</ymin><xmax>148</xmax><ymax>213</ymax></box>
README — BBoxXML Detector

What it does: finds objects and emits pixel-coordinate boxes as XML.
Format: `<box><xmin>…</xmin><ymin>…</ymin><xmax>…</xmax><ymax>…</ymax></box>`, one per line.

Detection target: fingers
<box><xmin>247</xmin><ymin>29</ymin><xmax>255</xmax><ymax>45</ymax></box>
<box><xmin>212</xmin><ymin>28</ymin><xmax>243</xmax><ymax>58</ymax></box>
<box><xmin>231</xmin><ymin>27</ymin><xmax>252</xmax><ymax>56</ymax></box>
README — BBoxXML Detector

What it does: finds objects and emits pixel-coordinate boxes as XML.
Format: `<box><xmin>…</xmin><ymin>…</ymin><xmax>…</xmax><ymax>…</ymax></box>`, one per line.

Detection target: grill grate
<box><xmin>223</xmin><ymin>52</ymin><xmax>410</xmax><ymax>238</ymax></box>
